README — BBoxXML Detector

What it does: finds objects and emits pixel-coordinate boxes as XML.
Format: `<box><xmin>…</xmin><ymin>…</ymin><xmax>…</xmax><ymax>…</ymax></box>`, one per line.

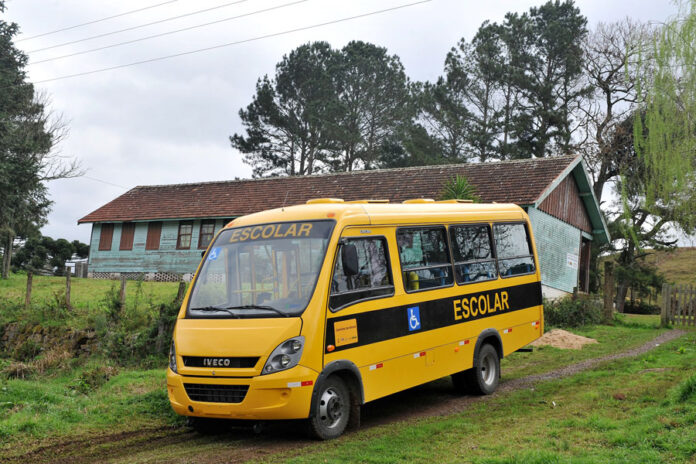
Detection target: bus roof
<box><xmin>226</xmin><ymin>199</ymin><xmax>527</xmax><ymax>229</ymax></box>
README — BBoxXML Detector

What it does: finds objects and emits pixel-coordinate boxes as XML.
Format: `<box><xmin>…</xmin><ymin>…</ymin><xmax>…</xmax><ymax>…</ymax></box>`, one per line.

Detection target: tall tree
<box><xmin>331</xmin><ymin>41</ymin><xmax>412</xmax><ymax>171</ymax></box>
<box><xmin>511</xmin><ymin>0</ymin><xmax>589</xmax><ymax>158</ymax></box>
<box><xmin>231</xmin><ymin>42</ymin><xmax>339</xmax><ymax>177</ymax></box>
<box><xmin>0</xmin><ymin>2</ymin><xmax>79</xmax><ymax>279</ymax></box>
<box><xmin>445</xmin><ymin>25</ymin><xmax>503</xmax><ymax>161</ymax></box>
<box><xmin>579</xmin><ymin>19</ymin><xmax>653</xmax><ymax>202</ymax></box>
<box><xmin>416</xmin><ymin>76</ymin><xmax>472</xmax><ymax>163</ymax></box>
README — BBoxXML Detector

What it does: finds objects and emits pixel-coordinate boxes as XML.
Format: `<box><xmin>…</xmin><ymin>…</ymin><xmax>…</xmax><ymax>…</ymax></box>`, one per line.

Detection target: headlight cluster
<box><xmin>169</xmin><ymin>341</ymin><xmax>178</xmax><ymax>373</ymax></box>
<box><xmin>262</xmin><ymin>336</ymin><xmax>304</xmax><ymax>375</ymax></box>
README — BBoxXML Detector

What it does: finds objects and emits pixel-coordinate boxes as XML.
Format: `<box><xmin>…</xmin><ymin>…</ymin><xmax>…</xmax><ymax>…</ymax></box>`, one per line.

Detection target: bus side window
<box><xmin>329</xmin><ymin>237</ymin><xmax>394</xmax><ymax>311</ymax></box>
<box><xmin>450</xmin><ymin>224</ymin><xmax>497</xmax><ymax>284</ymax></box>
<box><xmin>494</xmin><ymin>223</ymin><xmax>536</xmax><ymax>277</ymax></box>
<box><xmin>396</xmin><ymin>227</ymin><xmax>454</xmax><ymax>292</ymax></box>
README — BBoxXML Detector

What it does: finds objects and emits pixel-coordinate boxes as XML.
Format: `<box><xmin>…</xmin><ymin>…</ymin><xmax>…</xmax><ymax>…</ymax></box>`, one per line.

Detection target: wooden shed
<box><xmin>78</xmin><ymin>155</ymin><xmax>608</xmax><ymax>297</ymax></box>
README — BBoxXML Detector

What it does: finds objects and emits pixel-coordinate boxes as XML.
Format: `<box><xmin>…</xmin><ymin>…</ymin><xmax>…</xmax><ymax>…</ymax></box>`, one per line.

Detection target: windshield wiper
<box><xmin>189</xmin><ymin>306</ymin><xmax>241</xmax><ymax>317</ymax></box>
<box><xmin>224</xmin><ymin>304</ymin><xmax>291</xmax><ymax>318</ymax></box>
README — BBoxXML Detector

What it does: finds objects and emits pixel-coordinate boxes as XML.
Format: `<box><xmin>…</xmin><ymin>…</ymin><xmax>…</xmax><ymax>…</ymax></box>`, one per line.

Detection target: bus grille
<box><xmin>182</xmin><ymin>356</ymin><xmax>259</xmax><ymax>368</ymax></box>
<box><xmin>184</xmin><ymin>384</ymin><xmax>249</xmax><ymax>403</ymax></box>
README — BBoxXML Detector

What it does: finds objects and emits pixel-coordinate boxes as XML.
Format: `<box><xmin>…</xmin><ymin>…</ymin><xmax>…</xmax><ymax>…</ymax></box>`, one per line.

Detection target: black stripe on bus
<box><xmin>325</xmin><ymin>281</ymin><xmax>542</xmax><ymax>353</ymax></box>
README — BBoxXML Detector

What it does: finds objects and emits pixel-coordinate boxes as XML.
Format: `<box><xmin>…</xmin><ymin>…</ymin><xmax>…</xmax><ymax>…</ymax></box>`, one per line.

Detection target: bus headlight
<box><xmin>169</xmin><ymin>341</ymin><xmax>178</xmax><ymax>373</ymax></box>
<box><xmin>262</xmin><ymin>336</ymin><xmax>304</xmax><ymax>375</ymax></box>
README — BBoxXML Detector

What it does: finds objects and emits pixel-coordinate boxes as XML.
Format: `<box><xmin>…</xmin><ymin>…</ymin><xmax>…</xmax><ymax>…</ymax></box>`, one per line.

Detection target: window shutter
<box><xmin>146</xmin><ymin>222</ymin><xmax>162</xmax><ymax>250</ymax></box>
<box><xmin>119</xmin><ymin>223</ymin><xmax>136</xmax><ymax>250</ymax></box>
<box><xmin>99</xmin><ymin>224</ymin><xmax>114</xmax><ymax>251</ymax></box>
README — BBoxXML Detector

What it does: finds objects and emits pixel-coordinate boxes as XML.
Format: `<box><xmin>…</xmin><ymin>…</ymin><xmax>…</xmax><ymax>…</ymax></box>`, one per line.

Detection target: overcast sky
<box><xmin>5</xmin><ymin>0</ymin><xmax>686</xmax><ymax>245</ymax></box>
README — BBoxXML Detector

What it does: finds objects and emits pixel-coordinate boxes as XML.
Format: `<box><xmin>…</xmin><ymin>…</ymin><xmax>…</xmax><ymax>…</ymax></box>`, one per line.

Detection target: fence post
<box><xmin>119</xmin><ymin>275</ymin><xmax>127</xmax><ymax>310</ymax></box>
<box><xmin>603</xmin><ymin>261</ymin><xmax>614</xmax><ymax>323</ymax></box>
<box><xmin>25</xmin><ymin>271</ymin><xmax>33</xmax><ymax>310</ymax></box>
<box><xmin>65</xmin><ymin>272</ymin><xmax>72</xmax><ymax>309</ymax></box>
<box><xmin>661</xmin><ymin>283</ymin><xmax>670</xmax><ymax>327</ymax></box>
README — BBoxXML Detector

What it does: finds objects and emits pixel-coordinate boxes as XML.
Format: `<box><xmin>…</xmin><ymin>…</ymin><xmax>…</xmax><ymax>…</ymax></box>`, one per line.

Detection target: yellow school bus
<box><xmin>167</xmin><ymin>199</ymin><xmax>543</xmax><ymax>439</ymax></box>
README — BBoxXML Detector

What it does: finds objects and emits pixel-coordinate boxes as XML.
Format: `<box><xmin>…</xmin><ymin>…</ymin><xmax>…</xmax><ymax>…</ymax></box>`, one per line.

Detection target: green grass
<box><xmin>0</xmin><ymin>272</ymin><xmax>184</xmax><ymax>330</ymax></box>
<box><xmin>0</xmin><ymin>363</ymin><xmax>182</xmax><ymax>451</ymax></box>
<box><xmin>280</xmin><ymin>331</ymin><xmax>696</xmax><ymax>464</ymax></box>
<box><xmin>0</xmin><ymin>272</ymin><xmax>182</xmax><ymax>311</ymax></box>
<box><xmin>502</xmin><ymin>317</ymin><xmax>665</xmax><ymax>380</ymax></box>
<box><xmin>0</xmin><ymin>321</ymin><xmax>675</xmax><ymax>458</ymax></box>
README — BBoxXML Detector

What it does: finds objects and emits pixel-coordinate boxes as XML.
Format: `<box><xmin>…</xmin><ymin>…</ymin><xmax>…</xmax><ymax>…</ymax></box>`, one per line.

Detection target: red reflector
<box><xmin>301</xmin><ymin>380</ymin><xmax>313</xmax><ymax>387</ymax></box>
<box><xmin>464</xmin><ymin>340</ymin><xmax>470</xmax><ymax>345</ymax></box>
<box><xmin>376</xmin><ymin>363</ymin><xmax>383</xmax><ymax>369</ymax></box>
<box><xmin>420</xmin><ymin>351</ymin><xmax>426</xmax><ymax>357</ymax></box>
<box><xmin>327</xmin><ymin>212</ymin><xmax>335</xmax><ymax>218</ymax></box>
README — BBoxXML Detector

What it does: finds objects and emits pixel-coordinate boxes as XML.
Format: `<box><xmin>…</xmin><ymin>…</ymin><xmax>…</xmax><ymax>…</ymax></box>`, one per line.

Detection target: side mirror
<box><xmin>341</xmin><ymin>244</ymin><xmax>359</xmax><ymax>276</ymax></box>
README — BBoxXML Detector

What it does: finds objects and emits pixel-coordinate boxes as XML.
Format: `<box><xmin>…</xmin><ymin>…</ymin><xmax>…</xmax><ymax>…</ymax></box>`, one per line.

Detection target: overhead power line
<box><xmin>30</xmin><ymin>0</ymin><xmax>431</xmax><ymax>85</ymax></box>
<box><xmin>29</xmin><ymin>0</ymin><xmax>306</xmax><ymax>65</ymax></box>
<box><xmin>17</xmin><ymin>1</ymin><xmax>179</xmax><ymax>42</ymax></box>
<box><xmin>28</xmin><ymin>0</ymin><xmax>251</xmax><ymax>54</ymax></box>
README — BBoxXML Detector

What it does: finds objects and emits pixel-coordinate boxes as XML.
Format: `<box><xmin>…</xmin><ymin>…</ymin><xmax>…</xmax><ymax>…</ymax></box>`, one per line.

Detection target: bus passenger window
<box><xmin>329</xmin><ymin>238</ymin><xmax>394</xmax><ymax>311</ymax></box>
<box><xmin>494</xmin><ymin>223</ymin><xmax>536</xmax><ymax>277</ymax></box>
<box><xmin>450</xmin><ymin>224</ymin><xmax>497</xmax><ymax>284</ymax></box>
<box><xmin>396</xmin><ymin>227</ymin><xmax>453</xmax><ymax>292</ymax></box>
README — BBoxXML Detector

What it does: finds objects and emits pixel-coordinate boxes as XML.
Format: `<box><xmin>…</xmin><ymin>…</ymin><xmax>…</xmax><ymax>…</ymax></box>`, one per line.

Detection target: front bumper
<box><xmin>166</xmin><ymin>365</ymin><xmax>318</xmax><ymax>420</ymax></box>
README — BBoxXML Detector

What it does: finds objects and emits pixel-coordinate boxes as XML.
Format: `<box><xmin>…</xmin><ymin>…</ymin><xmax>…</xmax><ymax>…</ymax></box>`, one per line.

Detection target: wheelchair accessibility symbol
<box><xmin>407</xmin><ymin>306</ymin><xmax>421</xmax><ymax>331</ymax></box>
<box><xmin>207</xmin><ymin>247</ymin><xmax>221</xmax><ymax>261</ymax></box>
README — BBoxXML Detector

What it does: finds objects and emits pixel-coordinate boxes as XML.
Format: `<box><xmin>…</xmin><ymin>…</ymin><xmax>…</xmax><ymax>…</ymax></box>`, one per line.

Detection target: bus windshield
<box><xmin>187</xmin><ymin>220</ymin><xmax>334</xmax><ymax>318</ymax></box>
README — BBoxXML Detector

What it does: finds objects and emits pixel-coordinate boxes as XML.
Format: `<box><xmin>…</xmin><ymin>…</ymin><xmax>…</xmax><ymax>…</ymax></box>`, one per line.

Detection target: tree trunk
<box><xmin>615</xmin><ymin>281</ymin><xmax>629</xmax><ymax>313</ymax></box>
<box><xmin>1</xmin><ymin>233</ymin><xmax>13</xmax><ymax>279</ymax></box>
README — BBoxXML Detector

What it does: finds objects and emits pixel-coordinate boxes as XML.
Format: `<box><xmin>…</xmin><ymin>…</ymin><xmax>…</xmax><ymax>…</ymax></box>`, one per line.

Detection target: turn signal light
<box><xmin>327</xmin><ymin>345</ymin><xmax>335</xmax><ymax>352</ymax></box>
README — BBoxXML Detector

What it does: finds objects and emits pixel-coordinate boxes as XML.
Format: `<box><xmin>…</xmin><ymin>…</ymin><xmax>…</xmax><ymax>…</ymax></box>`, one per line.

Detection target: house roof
<box><xmin>77</xmin><ymin>154</ymin><xmax>609</xmax><ymax>243</ymax></box>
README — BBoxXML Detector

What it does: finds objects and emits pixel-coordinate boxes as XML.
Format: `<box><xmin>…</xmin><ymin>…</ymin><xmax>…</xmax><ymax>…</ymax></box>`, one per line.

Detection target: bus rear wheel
<box><xmin>308</xmin><ymin>376</ymin><xmax>350</xmax><ymax>440</ymax></box>
<box><xmin>453</xmin><ymin>343</ymin><xmax>500</xmax><ymax>395</ymax></box>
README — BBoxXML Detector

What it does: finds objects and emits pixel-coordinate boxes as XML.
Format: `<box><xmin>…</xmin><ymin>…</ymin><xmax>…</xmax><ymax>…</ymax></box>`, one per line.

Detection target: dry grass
<box><xmin>646</xmin><ymin>247</ymin><xmax>696</xmax><ymax>287</ymax></box>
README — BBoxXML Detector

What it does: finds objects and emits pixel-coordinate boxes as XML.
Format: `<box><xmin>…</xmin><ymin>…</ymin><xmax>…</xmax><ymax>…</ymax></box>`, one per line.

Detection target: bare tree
<box><xmin>578</xmin><ymin>19</ymin><xmax>654</xmax><ymax>203</ymax></box>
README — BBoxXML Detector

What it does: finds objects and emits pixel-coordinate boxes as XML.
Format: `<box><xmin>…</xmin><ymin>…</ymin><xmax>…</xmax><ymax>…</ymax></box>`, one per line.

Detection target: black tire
<box><xmin>464</xmin><ymin>343</ymin><xmax>500</xmax><ymax>395</ymax></box>
<box><xmin>308</xmin><ymin>376</ymin><xmax>350</xmax><ymax>440</ymax></box>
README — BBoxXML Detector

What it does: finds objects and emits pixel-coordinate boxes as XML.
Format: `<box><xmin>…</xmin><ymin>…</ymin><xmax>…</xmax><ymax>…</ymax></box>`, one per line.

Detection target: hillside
<box><xmin>646</xmin><ymin>247</ymin><xmax>696</xmax><ymax>286</ymax></box>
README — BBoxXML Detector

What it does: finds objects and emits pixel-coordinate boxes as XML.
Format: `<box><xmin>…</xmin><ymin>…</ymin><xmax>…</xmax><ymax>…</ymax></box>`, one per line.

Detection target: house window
<box><xmin>397</xmin><ymin>227</ymin><xmax>454</xmax><ymax>292</ymax></box>
<box><xmin>198</xmin><ymin>220</ymin><xmax>216</xmax><ymax>249</ymax></box>
<box><xmin>98</xmin><ymin>223</ymin><xmax>114</xmax><ymax>251</ymax></box>
<box><xmin>177</xmin><ymin>221</ymin><xmax>193</xmax><ymax>249</ymax></box>
<box><xmin>329</xmin><ymin>237</ymin><xmax>394</xmax><ymax>310</ymax></box>
<box><xmin>119</xmin><ymin>222</ymin><xmax>136</xmax><ymax>250</ymax></box>
<box><xmin>450</xmin><ymin>224</ymin><xmax>497</xmax><ymax>284</ymax></box>
<box><xmin>494</xmin><ymin>223</ymin><xmax>536</xmax><ymax>277</ymax></box>
<box><xmin>145</xmin><ymin>222</ymin><xmax>162</xmax><ymax>250</ymax></box>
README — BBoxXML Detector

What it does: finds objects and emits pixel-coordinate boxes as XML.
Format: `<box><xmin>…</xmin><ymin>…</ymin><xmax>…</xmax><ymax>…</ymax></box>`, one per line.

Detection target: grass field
<box><xmin>0</xmin><ymin>317</ymin><xmax>674</xmax><ymax>456</ymax></box>
<box><xmin>282</xmin><ymin>331</ymin><xmax>696</xmax><ymax>464</ymax></box>
<box><xmin>647</xmin><ymin>247</ymin><xmax>696</xmax><ymax>287</ymax></box>
<box><xmin>0</xmin><ymin>273</ymin><xmax>183</xmax><ymax>310</ymax></box>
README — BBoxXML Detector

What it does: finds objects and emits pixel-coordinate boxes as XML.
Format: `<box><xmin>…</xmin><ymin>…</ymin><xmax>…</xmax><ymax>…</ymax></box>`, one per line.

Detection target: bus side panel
<box><xmin>325</xmin><ymin>304</ymin><xmax>542</xmax><ymax>403</ymax></box>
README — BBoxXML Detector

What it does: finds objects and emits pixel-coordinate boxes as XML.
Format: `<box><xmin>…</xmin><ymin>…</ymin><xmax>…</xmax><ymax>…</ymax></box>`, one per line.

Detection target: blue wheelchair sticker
<box><xmin>207</xmin><ymin>247</ymin><xmax>221</xmax><ymax>261</ymax></box>
<box><xmin>407</xmin><ymin>306</ymin><xmax>421</xmax><ymax>331</ymax></box>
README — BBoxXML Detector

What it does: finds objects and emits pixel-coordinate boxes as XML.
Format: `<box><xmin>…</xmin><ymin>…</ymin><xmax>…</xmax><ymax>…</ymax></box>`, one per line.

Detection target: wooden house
<box><xmin>78</xmin><ymin>155</ymin><xmax>609</xmax><ymax>297</ymax></box>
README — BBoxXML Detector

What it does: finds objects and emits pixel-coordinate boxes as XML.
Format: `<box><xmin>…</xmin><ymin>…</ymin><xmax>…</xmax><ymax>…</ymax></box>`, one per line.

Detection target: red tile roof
<box><xmin>78</xmin><ymin>155</ymin><xmax>579</xmax><ymax>224</ymax></box>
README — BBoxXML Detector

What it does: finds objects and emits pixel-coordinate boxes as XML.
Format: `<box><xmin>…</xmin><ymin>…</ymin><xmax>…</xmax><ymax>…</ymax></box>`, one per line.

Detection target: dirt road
<box><xmin>6</xmin><ymin>330</ymin><xmax>686</xmax><ymax>464</ymax></box>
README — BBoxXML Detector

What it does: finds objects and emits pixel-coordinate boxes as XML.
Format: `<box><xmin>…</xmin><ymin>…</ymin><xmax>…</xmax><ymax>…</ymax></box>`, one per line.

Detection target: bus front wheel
<box><xmin>308</xmin><ymin>376</ymin><xmax>350</xmax><ymax>440</ymax></box>
<box><xmin>453</xmin><ymin>343</ymin><xmax>500</xmax><ymax>395</ymax></box>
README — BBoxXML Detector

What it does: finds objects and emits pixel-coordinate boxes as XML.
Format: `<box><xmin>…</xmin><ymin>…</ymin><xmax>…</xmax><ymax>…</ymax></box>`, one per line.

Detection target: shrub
<box><xmin>623</xmin><ymin>300</ymin><xmax>661</xmax><ymax>315</ymax></box>
<box><xmin>68</xmin><ymin>365</ymin><xmax>119</xmax><ymax>394</ymax></box>
<box><xmin>12</xmin><ymin>339</ymin><xmax>42</xmax><ymax>362</ymax></box>
<box><xmin>544</xmin><ymin>295</ymin><xmax>603</xmax><ymax>328</ymax></box>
